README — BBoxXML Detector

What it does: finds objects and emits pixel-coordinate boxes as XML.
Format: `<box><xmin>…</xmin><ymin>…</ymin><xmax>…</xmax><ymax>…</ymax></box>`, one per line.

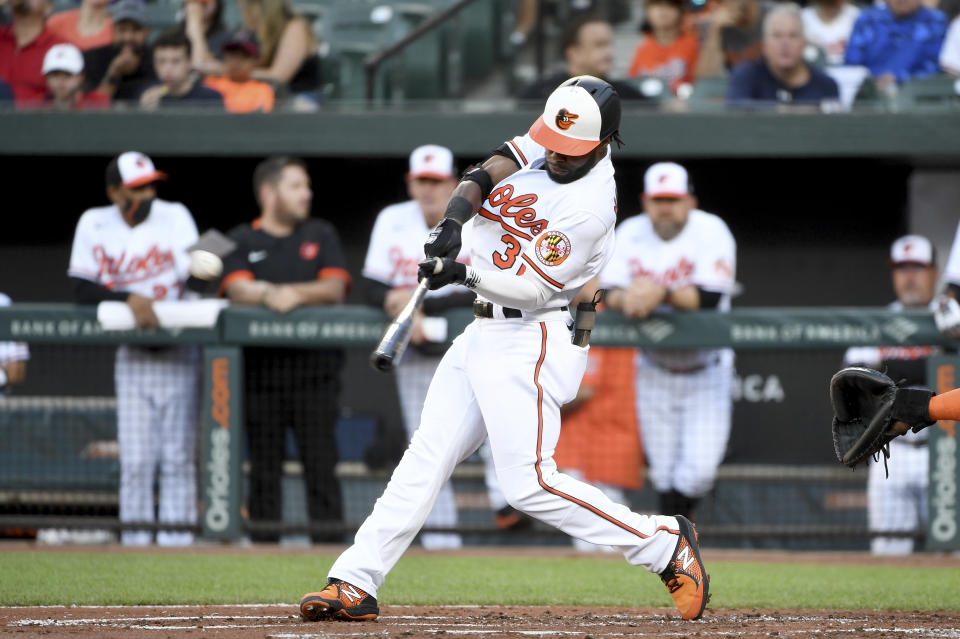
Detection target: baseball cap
<box><xmin>111</xmin><ymin>0</ymin><xmax>148</xmax><ymax>26</ymax></box>
<box><xmin>408</xmin><ymin>144</ymin><xmax>455</xmax><ymax>180</ymax></box>
<box><xmin>890</xmin><ymin>235</ymin><xmax>935</xmax><ymax>267</ymax></box>
<box><xmin>222</xmin><ymin>28</ymin><xmax>261</xmax><ymax>57</ymax></box>
<box><xmin>528</xmin><ymin>75</ymin><xmax>621</xmax><ymax>156</ymax></box>
<box><xmin>112</xmin><ymin>151</ymin><xmax>168</xmax><ymax>188</ymax></box>
<box><xmin>644</xmin><ymin>162</ymin><xmax>689</xmax><ymax>198</ymax></box>
<box><xmin>42</xmin><ymin>43</ymin><xmax>84</xmax><ymax>75</ymax></box>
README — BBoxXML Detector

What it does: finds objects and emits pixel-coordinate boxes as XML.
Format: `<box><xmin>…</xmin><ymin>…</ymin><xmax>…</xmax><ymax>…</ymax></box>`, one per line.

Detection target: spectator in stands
<box><xmin>47</xmin><ymin>0</ymin><xmax>112</xmax><ymax>51</ymax></box>
<box><xmin>843</xmin><ymin>235</ymin><xmax>939</xmax><ymax>555</ymax></box>
<box><xmin>221</xmin><ymin>156</ymin><xmax>350</xmax><ymax>543</ymax></box>
<box><xmin>84</xmin><ymin>0</ymin><xmax>155</xmax><ymax>102</ymax></box>
<box><xmin>727</xmin><ymin>4</ymin><xmax>839</xmax><ymax>108</ymax></box>
<box><xmin>801</xmin><ymin>0</ymin><xmax>860</xmax><ymax>66</ymax></box>
<box><xmin>139</xmin><ymin>29</ymin><xmax>224</xmax><ymax>109</ymax></box>
<box><xmin>0</xmin><ymin>0</ymin><xmax>65</xmax><ymax>106</ymax></box>
<box><xmin>182</xmin><ymin>0</ymin><xmax>229</xmax><ymax>74</ymax></box>
<box><xmin>940</xmin><ymin>15</ymin><xmax>960</xmax><ymax>74</ymax></box>
<box><xmin>42</xmin><ymin>43</ymin><xmax>110</xmax><ymax>109</ymax></box>
<box><xmin>519</xmin><ymin>14</ymin><xmax>646</xmax><ymax>100</ymax></box>
<box><xmin>694</xmin><ymin>0</ymin><xmax>766</xmax><ymax>79</ymax></box>
<box><xmin>67</xmin><ymin>152</ymin><xmax>201</xmax><ymax>546</ymax></box>
<box><xmin>844</xmin><ymin>0</ymin><xmax>947</xmax><ymax>90</ymax></box>
<box><xmin>203</xmin><ymin>29</ymin><xmax>275</xmax><ymax>112</ymax></box>
<box><xmin>0</xmin><ymin>293</ymin><xmax>28</xmax><ymax>397</ymax></box>
<box><xmin>238</xmin><ymin>0</ymin><xmax>322</xmax><ymax>98</ymax></box>
<box><xmin>628</xmin><ymin>0</ymin><xmax>699</xmax><ymax>93</ymax></box>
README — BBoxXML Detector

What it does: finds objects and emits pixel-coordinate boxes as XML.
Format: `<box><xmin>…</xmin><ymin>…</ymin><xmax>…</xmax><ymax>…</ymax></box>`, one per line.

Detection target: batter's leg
<box><xmin>156</xmin><ymin>348</ymin><xmax>200</xmax><ymax>547</ymax></box>
<box><xmin>396</xmin><ymin>350</ymin><xmax>461</xmax><ymax>550</ymax></box>
<box><xmin>473</xmin><ymin>321</ymin><xmax>680</xmax><ymax>574</ymax></box>
<box><xmin>116</xmin><ymin>347</ymin><xmax>159</xmax><ymax>546</ymax></box>
<box><xmin>328</xmin><ymin>330</ymin><xmax>486</xmax><ymax>595</ymax></box>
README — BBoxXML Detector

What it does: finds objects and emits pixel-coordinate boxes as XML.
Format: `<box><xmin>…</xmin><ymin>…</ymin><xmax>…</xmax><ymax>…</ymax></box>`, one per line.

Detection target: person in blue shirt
<box><xmin>844</xmin><ymin>0</ymin><xmax>947</xmax><ymax>91</ymax></box>
<box><xmin>727</xmin><ymin>3</ymin><xmax>840</xmax><ymax>108</ymax></box>
<box><xmin>0</xmin><ymin>77</ymin><xmax>12</xmax><ymax>103</ymax></box>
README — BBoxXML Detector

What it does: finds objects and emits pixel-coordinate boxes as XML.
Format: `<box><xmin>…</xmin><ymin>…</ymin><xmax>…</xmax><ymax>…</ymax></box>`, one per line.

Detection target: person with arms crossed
<box><xmin>602</xmin><ymin>162</ymin><xmax>736</xmax><ymax>522</ymax></box>
<box><xmin>67</xmin><ymin>152</ymin><xmax>200</xmax><ymax>546</ymax></box>
<box><xmin>221</xmin><ymin>156</ymin><xmax>351</xmax><ymax>543</ymax></box>
<box><xmin>299</xmin><ymin>76</ymin><xmax>709</xmax><ymax>624</ymax></box>
<box><xmin>843</xmin><ymin>235</ymin><xmax>939</xmax><ymax>555</ymax></box>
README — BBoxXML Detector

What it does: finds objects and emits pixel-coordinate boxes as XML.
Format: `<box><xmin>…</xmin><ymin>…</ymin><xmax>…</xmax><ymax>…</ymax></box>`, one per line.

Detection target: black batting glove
<box><xmin>418</xmin><ymin>257</ymin><xmax>466</xmax><ymax>290</ymax></box>
<box><xmin>424</xmin><ymin>218</ymin><xmax>462</xmax><ymax>259</ymax></box>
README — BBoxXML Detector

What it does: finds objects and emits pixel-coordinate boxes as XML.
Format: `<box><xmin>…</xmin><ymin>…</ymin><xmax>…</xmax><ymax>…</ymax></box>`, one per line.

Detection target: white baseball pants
<box><xmin>331</xmin><ymin>318</ymin><xmax>680</xmax><ymax>595</ymax></box>
<box><xmin>115</xmin><ymin>345</ymin><xmax>199</xmax><ymax>546</ymax></box>
<box><xmin>868</xmin><ymin>441</ymin><xmax>928</xmax><ymax>555</ymax></box>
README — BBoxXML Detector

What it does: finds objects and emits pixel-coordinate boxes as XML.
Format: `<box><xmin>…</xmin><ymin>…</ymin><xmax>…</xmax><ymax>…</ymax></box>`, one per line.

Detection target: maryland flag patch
<box><xmin>535</xmin><ymin>230</ymin><xmax>572</xmax><ymax>266</ymax></box>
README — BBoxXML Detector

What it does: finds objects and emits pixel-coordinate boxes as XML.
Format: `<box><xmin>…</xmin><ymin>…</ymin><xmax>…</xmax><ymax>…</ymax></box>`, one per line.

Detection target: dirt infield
<box><xmin>3</xmin><ymin>604</ymin><xmax>960</xmax><ymax>638</ymax></box>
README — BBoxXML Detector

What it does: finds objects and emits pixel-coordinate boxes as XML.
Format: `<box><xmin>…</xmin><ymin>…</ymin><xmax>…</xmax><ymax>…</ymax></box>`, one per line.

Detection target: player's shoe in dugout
<box><xmin>660</xmin><ymin>515</ymin><xmax>710</xmax><ymax>620</ymax></box>
<box><xmin>300</xmin><ymin>579</ymin><xmax>379</xmax><ymax>621</ymax></box>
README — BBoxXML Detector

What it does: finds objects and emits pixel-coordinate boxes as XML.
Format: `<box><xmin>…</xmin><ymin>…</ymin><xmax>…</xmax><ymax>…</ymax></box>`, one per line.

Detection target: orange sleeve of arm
<box><xmin>928</xmin><ymin>387</ymin><xmax>960</xmax><ymax>422</ymax></box>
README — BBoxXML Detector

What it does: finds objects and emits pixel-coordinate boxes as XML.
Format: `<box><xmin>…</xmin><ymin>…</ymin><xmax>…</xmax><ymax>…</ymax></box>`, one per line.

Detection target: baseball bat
<box><xmin>369</xmin><ymin>278</ymin><xmax>431</xmax><ymax>373</ymax></box>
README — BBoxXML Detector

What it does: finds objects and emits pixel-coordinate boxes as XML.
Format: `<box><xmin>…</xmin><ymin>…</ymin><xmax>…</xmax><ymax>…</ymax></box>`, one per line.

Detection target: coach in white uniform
<box><xmin>0</xmin><ymin>293</ymin><xmax>28</xmax><ymax>397</ymax></box>
<box><xmin>301</xmin><ymin>77</ymin><xmax>710</xmax><ymax>624</ymax></box>
<box><xmin>844</xmin><ymin>235</ymin><xmax>938</xmax><ymax>555</ymax></box>
<box><xmin>602</xmin><ymin>162</ymin><xmax>737</xmax><ymax>522</ymax></box>
<box><xmin>67</xmin><ymin>152</ymin><xmax>200</xmax><ymax>546</ymax></box>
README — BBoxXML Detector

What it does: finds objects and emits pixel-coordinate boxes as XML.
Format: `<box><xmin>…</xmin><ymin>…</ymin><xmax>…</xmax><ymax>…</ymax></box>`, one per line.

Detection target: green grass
<box><xmin>2</xmin><ymin>552</ymin><xmax>958</xmax><ymax>610</ymax></box>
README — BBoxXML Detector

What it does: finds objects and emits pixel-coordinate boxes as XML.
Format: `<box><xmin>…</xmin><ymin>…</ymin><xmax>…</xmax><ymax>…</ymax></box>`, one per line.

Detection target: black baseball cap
<box><xmin>111</xmin><ymin>0</ymin><xmax>148</xmax><ymax>26</ymax></box>
<box><xmin>222</xmin><ymin>29</ymin><xmax>260</xmax><ymax>57</ymax></box>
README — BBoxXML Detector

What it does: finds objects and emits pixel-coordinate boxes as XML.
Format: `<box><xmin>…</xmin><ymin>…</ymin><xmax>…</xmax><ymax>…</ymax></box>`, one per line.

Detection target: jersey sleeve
<box><xmin>691</xmin><ymin>218</ymin><xmax>736</xmax><ymax>293</ymax></box>
<box><xmin>944</xmin><ymin>221</ymin><xmax>960</xmax><ymax>287</ymax></box>
<box><xmin>219</xmin><ymin>226</ymin><xmax>255</xmax><ymax>294</ymax></box>
<box><xmin>67</xmin><ymin>211</ymin><xmax>102</xmax><ymax>283</ymax></box>
<box><xmin>501</xmin><ymin>133</ymin><xmax>546</xmax><ymax>170</ymax></box>
<box><xmin>517</xmin><ymin>210</ymin><xmax>610</xmax><ymax>292</ymax></box>
<box><xmin>361</xmin><ymin>209</ymin><xmax>397</xmax><ymax>285</ymax></box>
<box><xmin>316</xmin><ymin>222</ymin><xmax>352</xmax><ymax>287</ymax></box>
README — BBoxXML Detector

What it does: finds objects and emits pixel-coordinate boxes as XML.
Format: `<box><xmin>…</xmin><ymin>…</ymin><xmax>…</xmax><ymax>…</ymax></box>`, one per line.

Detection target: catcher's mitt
<box><xmin>830</xmin><ymin>366</ymin><xmax>935</xmax><ymax>471</ymax></box>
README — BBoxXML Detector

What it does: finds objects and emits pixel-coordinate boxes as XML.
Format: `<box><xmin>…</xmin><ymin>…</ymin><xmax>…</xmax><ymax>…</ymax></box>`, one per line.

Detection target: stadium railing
<box><xmin>0</xmin><ymin>304</ymin><xmax>957</xmax><ymax>551</ymax></box>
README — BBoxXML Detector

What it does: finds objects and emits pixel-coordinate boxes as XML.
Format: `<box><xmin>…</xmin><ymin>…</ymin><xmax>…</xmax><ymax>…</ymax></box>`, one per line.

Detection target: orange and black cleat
<box><xmin>300</xmin><ymin>578</ymin><xmax>379</xmax><ymax>622</ymax></box>
<box><xmin>659</xmin><ymin>515</ymin><xmax>710</xmax><ymax>620</ymax></box>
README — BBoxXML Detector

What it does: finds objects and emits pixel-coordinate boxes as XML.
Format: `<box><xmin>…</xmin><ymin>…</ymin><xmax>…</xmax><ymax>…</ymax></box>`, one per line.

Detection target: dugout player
<box><xmin>361</xmin><ymin>144</ymin><xmax>472</xmax><ymax>550</ymax></box>
<box><xmin>221</xmin><ymin>156</ymin><xmax>350</xmax><ymax>543</ymax></box>
<box><xmin>602</xmin><ymin>162</ymin><xmax>737</xmax><ymax>522</ymax></box>
<box><xmin>300</xmin><ymin>76</ymin><xmax>710</xmax><ymax>624</ymax></box>
<box><xmin>0</xmin><ymin>293</ymin><xmax>28</xmax><ymax>396</ymax></box>
<box><xmin>67</xmin><ymin>152</ymin><xmax>200</xmax><ymax>546</ymax></box>
<box><xmin>844</xmin><ymin>235</ymin><xmax>939</xmax><ymax>555</ymax></box>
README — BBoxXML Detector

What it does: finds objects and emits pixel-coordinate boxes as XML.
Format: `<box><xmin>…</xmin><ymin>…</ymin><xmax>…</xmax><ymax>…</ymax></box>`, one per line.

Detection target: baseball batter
<box><xmin>602</xmin><ymin>162</ymin><xmax>736</xmax><ymax>521</ymax></box>
<box><xmin>301</xmin><ymin>76</ymin><xmax>709</xmax><ymax>623</ymax></box>
<box><xmin>67</xmin><ymin>151</ymin><xmax>200</xmax><ymax>546</ymax></box>
<box><xmin>362</xmin><ymin>144</ymin><xmax>475</xmax><ymax>550</ymax></box>
<box><xmin>844</xmin><ymin>235</ymin><xmax>939</xmax><ymax>555</ymax></box>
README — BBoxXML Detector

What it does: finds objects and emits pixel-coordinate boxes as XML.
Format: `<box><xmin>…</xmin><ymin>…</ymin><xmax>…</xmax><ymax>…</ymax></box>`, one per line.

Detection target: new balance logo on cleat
<box><xmin>300</xmin><ymin>578</ymin><xmax>380</xmax><ymax>622</ymax></box>
<box><xmin>659</xmin><ymin>515</ymin><xmax>710</xmax><ymax>621</ymax></box>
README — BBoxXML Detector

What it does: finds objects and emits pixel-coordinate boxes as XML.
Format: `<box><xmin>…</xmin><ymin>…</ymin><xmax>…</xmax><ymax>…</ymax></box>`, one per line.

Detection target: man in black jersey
<box><xmin>221</xmin><ymin>156</ymin><xmax>351</xmax><ymax>543</ymax></box>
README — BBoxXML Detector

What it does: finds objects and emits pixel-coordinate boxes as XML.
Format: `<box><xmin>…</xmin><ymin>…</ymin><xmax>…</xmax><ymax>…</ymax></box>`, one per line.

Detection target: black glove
<box><xmin>830</xmin><ymin>366</ymin><xmax>935</xmax><ymax>470</ymax></box>
<box><xmin>424</xmin><ymin>218</ymin><xmax>462</xmax><ymax>259</ymax></box>
<box><xmin>418</xmin><ymin>257</ymin><xmax>466</xmax><ymax>290</ymax></box>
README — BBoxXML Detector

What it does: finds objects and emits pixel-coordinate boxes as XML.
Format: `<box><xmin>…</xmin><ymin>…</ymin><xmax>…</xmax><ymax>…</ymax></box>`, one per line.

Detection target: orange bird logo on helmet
<box><xmin>555</xmin><ymin>108</ymin><xmax>579</xmax><ymax>130</ymax></box>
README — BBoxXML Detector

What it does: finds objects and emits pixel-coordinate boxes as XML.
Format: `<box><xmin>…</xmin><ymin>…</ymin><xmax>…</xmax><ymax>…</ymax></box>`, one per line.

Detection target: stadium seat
<box><xmin>687</xmin><ymin>75</ymin><xmax>729</xmax><ymax>111</ymax></box>
<box><xmin>896</xmin><ymin>74</ymin><xmax>960</xmax><ymax>109</ymax></box>
<box><xmin>624</xmin><ymin>75</ymin><xmax>670</xmax><ymax>100</ymax></box>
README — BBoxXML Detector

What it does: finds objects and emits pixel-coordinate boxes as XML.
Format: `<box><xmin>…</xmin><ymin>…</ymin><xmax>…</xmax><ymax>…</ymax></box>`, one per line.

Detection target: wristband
<box><xmin>460</xmin><ymin>165</ymin><xmax>494</xmax><ymax>201</ymax></box>
<box><xmin>444</xmin><ymin>196</ymin><xmax>474</xmax><ymax>225</ymax></box>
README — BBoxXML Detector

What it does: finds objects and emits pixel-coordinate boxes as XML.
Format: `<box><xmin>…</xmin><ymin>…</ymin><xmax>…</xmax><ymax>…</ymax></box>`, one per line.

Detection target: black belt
<box><xmin>473</xmin><ymin>300</ymin><xmax>567</xmax><ymax>319</ymax></box>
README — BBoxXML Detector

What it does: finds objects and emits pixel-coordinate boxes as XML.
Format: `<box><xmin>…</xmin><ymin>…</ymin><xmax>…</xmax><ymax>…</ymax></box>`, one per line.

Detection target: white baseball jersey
<box><xmin>601</xmin><ymin>209</ymin><xmax>736</xmax><ymax>370</ymax></box>
<box><xmin>0</xmin><ymin>293</ymin><xmax>29</xmax><ymax>369</ymax></box>
<box><xmin>471</xmin><ymin>133</ymin><xmax>618</xmax><ymax>308</ymax></box>
<box><xmin>68</xmin><ymin>199</ymin><xmax>199</xmax><ymax>299</ymax></box>
<box><xmin>801</xmin><ymin>4</ymin><xmax>860</xmax><ymax>66</ymax></box>
<box><xmin>944</xmin><ymin>220</ymin><xmax>960</xmax><ymax>287</ymax></box>
<box><xmin>363</xmin><ymin>199</ymin><xmax>474</xmax><ymax>294</ymax></box>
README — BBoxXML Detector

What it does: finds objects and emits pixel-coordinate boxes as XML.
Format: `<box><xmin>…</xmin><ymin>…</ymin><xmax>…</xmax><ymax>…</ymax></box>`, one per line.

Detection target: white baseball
<box><xmin>190</xmin><ymin>250</ymin><xmax>223</xmax><ymax>280</ymax></box>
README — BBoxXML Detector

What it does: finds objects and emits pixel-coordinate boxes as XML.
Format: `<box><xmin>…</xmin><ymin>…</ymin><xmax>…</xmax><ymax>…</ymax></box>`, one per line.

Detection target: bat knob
<box><xmin>369</xmin><ymin>351</ymin><xmax>395</xmax><ymax>373</ymax></box>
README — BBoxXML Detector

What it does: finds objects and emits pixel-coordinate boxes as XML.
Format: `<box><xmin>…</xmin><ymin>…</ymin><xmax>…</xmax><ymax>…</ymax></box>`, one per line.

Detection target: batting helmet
<box><xmin>528</xmin><ymin>75</ymin><xmax>622</xmax><ymax>156</ymax></box>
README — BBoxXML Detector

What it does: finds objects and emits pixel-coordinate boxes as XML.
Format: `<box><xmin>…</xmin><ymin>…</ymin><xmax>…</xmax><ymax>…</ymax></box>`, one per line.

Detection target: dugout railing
<box><xmin>0</xmin><ymin>304</ymin><xmax>957</xmax><ymax>551</ymax></box>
